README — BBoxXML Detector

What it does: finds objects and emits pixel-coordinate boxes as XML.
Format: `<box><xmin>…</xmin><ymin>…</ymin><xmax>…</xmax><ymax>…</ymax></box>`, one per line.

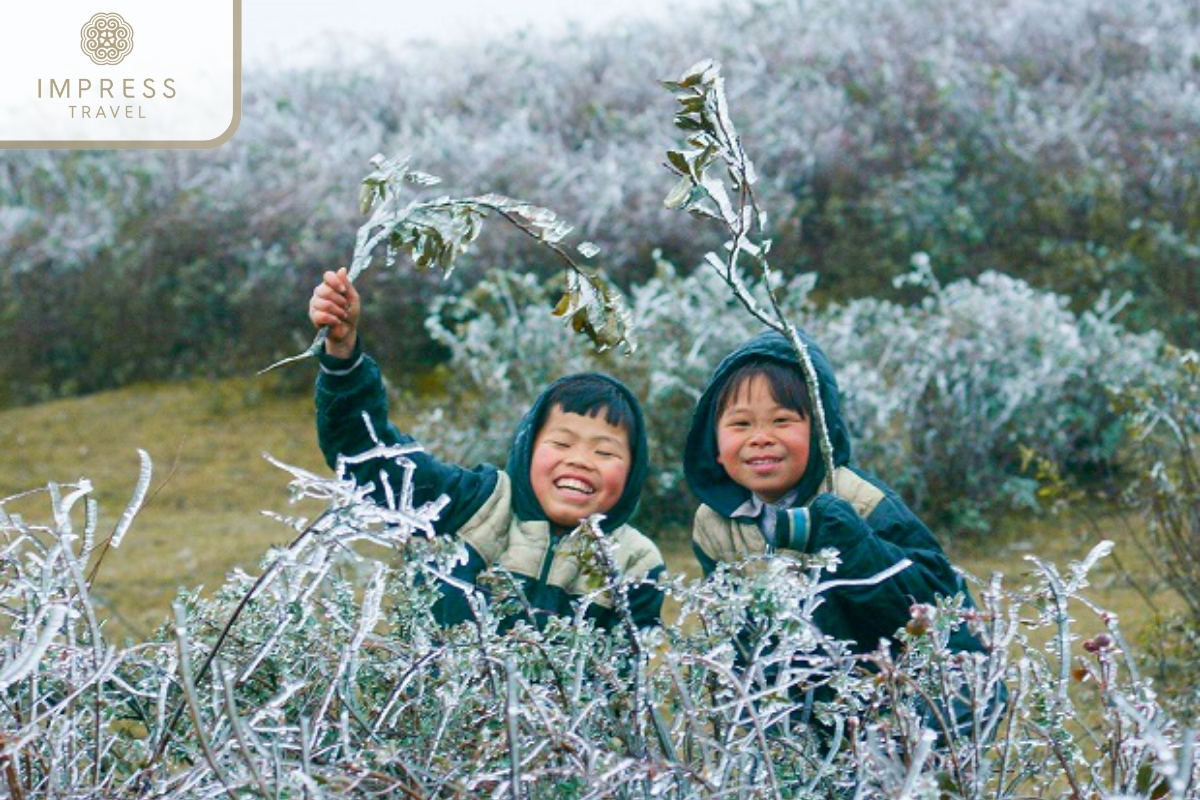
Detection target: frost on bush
<box><xmin>823</xmin><ymin>261</ymin><xmax>1166</xmax><ymax>528</ymax></box>
<box><xmin>3</xmin><ymin>458</ymin><xmax>1199</xmax><ymax>798</ymax></box>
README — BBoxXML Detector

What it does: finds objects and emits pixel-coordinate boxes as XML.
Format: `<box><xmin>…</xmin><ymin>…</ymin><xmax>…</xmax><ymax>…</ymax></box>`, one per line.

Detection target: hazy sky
<box><xmin>242</xmin><ymin>0</ymin><xmax>709</xmax><ymax>66</ymax></box>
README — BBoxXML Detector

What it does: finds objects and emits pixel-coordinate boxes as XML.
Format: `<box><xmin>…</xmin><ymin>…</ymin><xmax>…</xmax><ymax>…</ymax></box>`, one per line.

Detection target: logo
<box><xmin>80</xmin><ymin>12</ymin><xmax>134</xmax><ymax>65</ymax></box>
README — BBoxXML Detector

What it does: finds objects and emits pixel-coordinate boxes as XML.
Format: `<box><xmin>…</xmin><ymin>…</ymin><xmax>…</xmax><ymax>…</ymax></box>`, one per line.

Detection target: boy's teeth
<box><xmin>555</xmin><ymin>478</ymin><xmax>594</xmax><ymax>494</ymax></box>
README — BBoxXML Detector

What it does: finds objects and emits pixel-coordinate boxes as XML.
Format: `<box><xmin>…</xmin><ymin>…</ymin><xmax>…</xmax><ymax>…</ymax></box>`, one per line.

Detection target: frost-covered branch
<box><xmin>262</xmin><ymin>154</ymin><xmax>634</xmax><ymax>374</ymax></box>
<box><xmin>662</xmin><ymin>58</ymin><xmax>837</xmax><ymax>490</ymax></box>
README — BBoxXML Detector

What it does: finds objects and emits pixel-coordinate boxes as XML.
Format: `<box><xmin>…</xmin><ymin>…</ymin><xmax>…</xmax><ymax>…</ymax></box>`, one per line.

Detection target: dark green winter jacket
<box><xmin>684</xmin><ymin>330</ymin><xmax>987</xmax><ymax>656</ymax></box>
<box><xmin>315</xmin><ymin>341</ymin><xmax>665</xmax><ymax>631</ymax></box>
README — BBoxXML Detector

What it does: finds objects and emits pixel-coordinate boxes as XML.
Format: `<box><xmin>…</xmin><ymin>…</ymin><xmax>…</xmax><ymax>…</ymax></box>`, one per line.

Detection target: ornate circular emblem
<box><xmin>80</xmin><ymin>13</ymin><xmax>134</xmax><ymax>65</ymax></box>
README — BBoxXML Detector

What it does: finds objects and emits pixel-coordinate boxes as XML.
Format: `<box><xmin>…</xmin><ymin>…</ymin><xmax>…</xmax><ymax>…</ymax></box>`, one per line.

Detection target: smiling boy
<box><xmin>685</xmin><ymin>330</ymin><xmax>988</xmax><ymax>657</ymax></box>
<box><xmin>310</xmin><ymin>268</ymin><xmax>664</xmax><ymax>629</ymax></box>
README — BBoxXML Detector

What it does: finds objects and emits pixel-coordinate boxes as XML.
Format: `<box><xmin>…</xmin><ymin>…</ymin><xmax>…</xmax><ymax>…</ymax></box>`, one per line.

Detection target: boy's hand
<box><xmin>309</xmin><ymin>268</ymin><xmax>360</xmax><ymax>359</ymax></box>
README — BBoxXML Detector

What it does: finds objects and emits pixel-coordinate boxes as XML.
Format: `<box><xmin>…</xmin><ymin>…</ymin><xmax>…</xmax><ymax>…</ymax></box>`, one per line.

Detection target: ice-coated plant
<box><xmin>822</xmin><ymin>260</ymin><xmax>1167</xmax><ymax>526</ymax></box>
<box><xmin>659</xmin><ymin>57</ymin><xmax>840</xmax><ymax>491</ymax></box>
<box><xmin>262</xmin><ymin>152</ymin><xmax>634</xmax><ymax>376</ymax></box>
<box><xmin>2</xmin><ymin>448</ymin><xmax>1197</xmax><ymax>798</ymax></box>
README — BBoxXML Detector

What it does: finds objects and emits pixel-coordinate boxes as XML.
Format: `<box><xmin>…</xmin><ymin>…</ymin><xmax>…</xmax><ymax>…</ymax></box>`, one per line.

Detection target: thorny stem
<box><xmin>1</xmin><ymin>746</ymin><xmax>22</xmax><ymax>800</ymax></box>
<box><xmin>802</xmin><ymin>714</ymin><xmax>844</xmax><ymax>796</ymax></box>
<box><xmin>663</xmin><ymin>658</ymin><xmax>717</xmax><ymax>780</ymax></box>
<box><xmin>339</xmin><ymin>761</ymin><xmax>429</xmax><ymax>800</ymax></box>
<box><xmin>887</xmin><ymin>666</ymin><xmax>967</xmax><ymax>781</ymax></box>
<box><xmin>1029</xmin><ymin>559</ymin><xmax>1091</xmax><ymax>799</ymax></box>
<box><xmin>993</xmin><ymin>662</ymin><xmax>1025</xmax><ymax>800</ymax></box>
<box><xmin>432</xmin><ymin>566</ymin><xmax>503</xmax><ymax>698</ymax></box>
<box><xmin>1028</xmin><ymin>555</ymin><xmax>1077</xmax><ymax>677</ymax></box>
<box><xmin>60</xmin><ymin>540</ymin><xmax>107</xmax><ymax>786</ymax></box>
<box><xmin>691</xmin><ymin>652</ymin><xmax>784</xmax><ymax>798</ymax></box>
<box><xmin>370</xmin><ymin>648</ymin><xmax>441</xmax><ymax>738</ymax></box>
<box><xmin>1</xmin><ymin>651</ymin><xmax>122</xmax><ymax>762</ymax></box>
<box><xmin>475</xmin><ymin>566</ymin><xmax>573</xmax><ymax>705</ymax></box>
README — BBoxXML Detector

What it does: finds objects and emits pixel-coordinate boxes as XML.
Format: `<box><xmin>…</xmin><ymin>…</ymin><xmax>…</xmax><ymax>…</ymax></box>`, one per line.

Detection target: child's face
<box><xmin>715</xmin><ymin>375</ymin><xmax>811</xmax><ymax>503</ymax></box>
<box><xmin>530</xmin><ymin>405</ymin><xmax>632</xmax><ymax>529</ymax></box>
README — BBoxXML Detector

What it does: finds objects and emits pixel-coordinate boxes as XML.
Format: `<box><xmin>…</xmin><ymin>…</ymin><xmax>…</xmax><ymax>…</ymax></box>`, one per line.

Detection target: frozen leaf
<box><xmin>678</xmin><ymin>58</ymin><xmax>717</xmax><ymax>88</ymax></box>
<box><xmin>664</xmin><ymin>177</ymin><xmax>693</xmax><ymax>210</ymax></box>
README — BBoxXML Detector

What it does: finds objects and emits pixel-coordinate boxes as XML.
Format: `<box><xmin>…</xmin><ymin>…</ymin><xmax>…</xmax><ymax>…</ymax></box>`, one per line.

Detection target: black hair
<box><xmin>537</xmin><ymin>374</ymin><xmax>637</xmax><ymax>436</ymax></box>
<box><xmin>715</xmin><ymin>359</ymin><xmax>812</xmax><ymax>421</ymax></box>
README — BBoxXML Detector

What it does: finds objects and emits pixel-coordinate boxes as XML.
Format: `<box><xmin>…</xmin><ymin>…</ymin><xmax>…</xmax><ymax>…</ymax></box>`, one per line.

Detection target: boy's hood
<box><xmin>506</xmin><ymin>372</ymin><xmax>649</xmax><ymax>533</ymax></box>
<box><xmin>684</xmin><ymin>329</ymin><xmax>851</xmax><ymax>516</ymax></box>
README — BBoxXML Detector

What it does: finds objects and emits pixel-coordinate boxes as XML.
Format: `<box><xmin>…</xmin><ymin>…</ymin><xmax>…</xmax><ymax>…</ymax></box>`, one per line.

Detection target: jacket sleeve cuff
<box><xmin>317</xmin><ymin>337</ymin><xmax>364</xmax><ymax>377</ymax></box>
<box><xmin>777</xmin><ymin>507</ymin><xmax>810</xmax><ymax>553</ymax></box>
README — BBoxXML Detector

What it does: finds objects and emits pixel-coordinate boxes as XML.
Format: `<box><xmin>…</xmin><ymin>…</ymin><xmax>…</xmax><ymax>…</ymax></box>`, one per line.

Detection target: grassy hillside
<box><xmin>0</xmin><ymin>375</ymin><xmax>329</xmax><ymax>637</ymax></box>
<box><xmin>0</xmin><ymin>375</ymin><xmax>1176</xmax><ymax>646</ymax></box>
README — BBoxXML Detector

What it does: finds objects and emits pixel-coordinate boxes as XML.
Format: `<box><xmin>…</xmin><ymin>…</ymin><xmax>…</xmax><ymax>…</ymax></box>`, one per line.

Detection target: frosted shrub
<box><xmin>822</xmin><ymin>262</ymin><xmax>1167</xmax><ymax>527</ymax></box>
<box><xmin>2</xmin><ymin>457</ymin><xmax>1197</xmax><ymax>798</ymax></box>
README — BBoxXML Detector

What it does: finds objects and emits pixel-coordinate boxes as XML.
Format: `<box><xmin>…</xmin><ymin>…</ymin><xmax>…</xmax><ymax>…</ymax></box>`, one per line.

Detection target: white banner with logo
<box><xmin>1</xmin><ymin>0</ymin><xmax>240</xmax><ymax>148</ymax></box>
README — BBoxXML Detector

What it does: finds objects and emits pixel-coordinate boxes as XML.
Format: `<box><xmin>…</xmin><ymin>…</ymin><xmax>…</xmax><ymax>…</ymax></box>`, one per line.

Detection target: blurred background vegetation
<box><xmin>1</xmin><ymin>0</ymin><xmax>1197</xmax><ymax>405</ymax></box>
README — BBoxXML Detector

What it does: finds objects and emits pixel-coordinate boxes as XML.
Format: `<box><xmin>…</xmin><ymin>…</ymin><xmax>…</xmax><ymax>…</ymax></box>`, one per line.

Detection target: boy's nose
<box><xmin>747</xmin><ymin>429</ymin><xmax>773</xmax><ymax>445</ymax></box>
<box><xmin>565</xmin><ymin>450</ymin><xmax>593</xmax><ymax>468</ymax></box>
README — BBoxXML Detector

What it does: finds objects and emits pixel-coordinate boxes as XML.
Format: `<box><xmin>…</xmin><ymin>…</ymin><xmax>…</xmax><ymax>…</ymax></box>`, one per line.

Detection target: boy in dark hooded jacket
<box><xmin>309</xmin><ymin>268</ymin><xmax>665</xmax><ymax>630</ymax></box>
<box><xmin>684</xmin><ymin>329</ymin><xmax>987</xmax><ymax>658</ymax></box>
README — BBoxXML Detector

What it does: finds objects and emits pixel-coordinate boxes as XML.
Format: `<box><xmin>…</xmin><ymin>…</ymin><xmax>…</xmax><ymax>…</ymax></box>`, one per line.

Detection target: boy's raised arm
<box><xmin>309</xmin><ymin>270</ymin><xmax>498</xmax><ymax>532</ymax></box>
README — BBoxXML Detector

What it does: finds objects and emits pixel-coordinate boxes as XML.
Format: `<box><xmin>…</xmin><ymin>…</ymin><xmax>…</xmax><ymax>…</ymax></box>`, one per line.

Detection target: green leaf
<box><xmin>666</xmin><ymin>150</ymin><xmax>690</xmax><ymax>175</ymax></box>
